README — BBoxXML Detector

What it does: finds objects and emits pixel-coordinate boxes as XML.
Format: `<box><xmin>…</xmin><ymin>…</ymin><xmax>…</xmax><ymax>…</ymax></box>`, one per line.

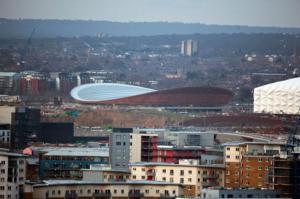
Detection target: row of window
<box><xmin>49</xmin><ymin>189</ymin><xmax>176</xmax><ymax>196</ymax></box>
<box><xmin>133</xmin><ymin>167</ymin><xmax>216</xmax><ymax>175</ymax></box>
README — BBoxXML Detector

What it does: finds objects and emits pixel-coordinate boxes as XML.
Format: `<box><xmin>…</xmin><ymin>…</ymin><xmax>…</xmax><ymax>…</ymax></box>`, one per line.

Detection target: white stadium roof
<box><xmin>254</xmin><ymin>77</ymin><xmax>300</xmax><ymax>115</ymax></box>
<box><xmin>70</xmin><ymin>83</ymin><xmax>156</xmax><ymax>102</ymax></box>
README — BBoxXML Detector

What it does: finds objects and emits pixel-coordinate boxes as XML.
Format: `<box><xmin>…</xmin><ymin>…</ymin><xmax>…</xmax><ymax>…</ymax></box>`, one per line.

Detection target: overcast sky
<box><xmin>1</xmin><ymin>0</ymin><xmax>300</xmax><ymax>27</ymax></box>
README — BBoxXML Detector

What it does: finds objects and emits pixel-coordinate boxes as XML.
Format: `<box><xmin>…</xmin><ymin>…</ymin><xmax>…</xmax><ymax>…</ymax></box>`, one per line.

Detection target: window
<box><xmin>258</xmin><ymin>158</ymin><xmax>262</xmax><ymax>162</ymax></box>
<box><xmin>142</xmin><ymin>176</ymin><xmax>145</xmax><ymax>179</ymax></box>
<box><xmin>180</xmin><ymin>170</ymin><xmax>184</xmax><ymax>175</ymax></box>
<box><xmin>180</xmin><ymin>178</ymin><xmax>184</xmax><ymax>183</ymax></box>
<box><xmin>226</xmin><ymin>147</ymin><xmax>230</xmax><ymax>151</ymax></box>
<box><xmin>0</xmin><ymin>169</ymin><xmax>5</xmax><ymax>174</ymax></box>
<box><xmin>162</xmin><ymin>177</ymin><xmax>166</xmax><ymax>181</ymax></box>
<box><xmin>266</xmin><ymin>166</ymin><xmax>269</xmax><ymax>171</ymax></box>
<box><xmin>58</xmin><ymin>190</ymin><xmax>61</xmax><ymax>195</ymax></box>
<box><xmin>0</xmin><ymin>186</ymin><xmax>4</xmax><ymax>191</ymax></box>
<box><xmin>188</xmin><ymin>178</ymin><xmax>192</xmax><ymax>182</ymax></box>
<box><xmin>235</xmin><ymin>156</ymin><xmax>239</xmax><ymax>159</ymax></box>
<box><xmin>142</xmin><ymin>168</ymin><xmax>145</xmax><ymax>171</ymax></box>
<box><xmin>116</xmin><ymin>142</ymin><xmax>121</xmax><ymax>145</ymax></box>
<box><xmin>121</xmin><ymin>190</ymin><xmax>124</xmax><ymax>194</ymax></box>
<box><xmin>236</xmin><ymin>147</ymin><xmax>239</xmax><ymax>151</ymax></box>
<box><xmin>173</xmin><ymin>190</ymin><xmax>176</xmax><ymax>194</ymax></box>
<box><xmin>163</xmin><ymin>169</ymin><xmax>166</xmax><ymax>173</ymax></box>
<box><xmin>133</xmin><ymin>168</ymin><xmax>136</xmax><ymax>171</ymax></box>
<box><xmin>132</xmin><ymin>175</ymin><xmax>136</xmax><ymax>179</ymax></box>
<box><xmin>156</xmin><ymin>190</ymin><xmax>160</xmax><ymax>194</ymax></box>
<box><xmin>52</xmin><ymin>190</ymin><xmax>55</xmax><ymax>195</ymax></box>
<box><xmin>87</xmin><ymin>189</ymin><xmax>91</xmax><ymax>194</ymax></box>
<box><xmin>114</xmin><ymin>190</ymin><xmax>117</xmax><ymax>194</ymax></box>
<box><xmin>170</xmin><ymin>177</ymin><xmax>174</xmax><ymax>182</ymax></box>
<box><xmin>188</xmin><ymin>170</ymin><xmax>192</xmax><ymax>174</ymax></box>
<box><xmin>258</xmin><ymin>173</ymin><xmax>263</xmax><ymax>178</ymax></box>
<box><xmin>226</xmin><ymin>155</ymin><xmax>230</xmax><ymax>159</ymax></box>
<box><xmin>258</xmin><ymin>166</ymin><xmax>262</xmax><ymax>170</ymax></box>
<box><xmin>170</xmin><ymin>170</ymin><xmax>174</xmax><ymax>175</ymax></box>
<box><xmin>145</xmin><ymin>190</ymin><xmax>149</xmax><ymax>194</ymax></box>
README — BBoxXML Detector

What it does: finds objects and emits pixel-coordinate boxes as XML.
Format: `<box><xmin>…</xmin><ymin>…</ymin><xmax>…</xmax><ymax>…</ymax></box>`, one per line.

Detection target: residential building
<box><xmin>0</xmin><ymin>124</ymin><xmax>10</xmax><ymax>148</ymax></box>
<box><xmin>0</xmin><ymin>72</ymin><xmax>18</xmax><ymax>95</ymax></box>
<box><xmin>0</xmin><ymin>149</ymin><xmax>26</xmax><ymax>199</ymax></box>
<box><xmin>181</xmin><ymin>39</ymin><xmax>198</xmax><ymax>56</ymax></box>
<box><xmin>82</xmin><ymin>165</ymin><xmax>130</xmax><ymax>182</ymax></box>
<box><xmin>110</xmin><ymin>128</ymin><xmax>158</xmax><ymax>170</ymax></box>
<box><xmin>11</xmin><ymin>107</ymin><xmax>41</xmax><ymax>149</ymax></box>
<box><xmin>269</xmin><ymin>153</ymin><xmax>300</xmax><ymax>198</ymax></box>
<box><xmin>24</xmin><ymin>180</ymin><xmax>183</xmax><ymax>199</ymax></box>
<box><xmin>223</xmin><ymin>141</ymin><xmax>285</xmax><ymax>189</ymax></box>
<box><xmin>0</xmin><ymin>106</ymin><xmax>15</xmax><ymax>124</ymax></box>
<box><xmin>19</xmin><ymin>71</ymin><xmax>48</xmax><ymax>96</ymax></box>
<box><xmin>200</xmin><ymin>188</ymin><xmax>283</xmax><ymax>198</ymax></box>
<box><xmin>156</xmin><ymin>145</ymin><xmax>223</xmax><ymax>164</ymax></box>
<box><xmin>129</xmin><ymin>159</ymin><xmax>225</xmax><ymax>197</ymax></box>
<box><xmin>39</xmin><ymin>147</ymin><xmax>109</xmax><ymax>180</ymax></box>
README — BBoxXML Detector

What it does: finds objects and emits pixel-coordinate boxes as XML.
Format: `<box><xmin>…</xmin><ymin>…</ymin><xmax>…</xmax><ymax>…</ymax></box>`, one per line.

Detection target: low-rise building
<box><xmin>129</xmin><ymin>160</ymin><xmax>225</xmax><ymax>197</ymax></box>
<box><xmin>24</xmin><ymin>180</ymin><xmax>183</xmax><ymax>199</ymax></box>
<box><xmin>39</xmin><ymin>147</ymin><xmax>109</xmax><ymax>180</ymax></box>
<box><xmin>82</xmin><ymin>165</ymin><xmax>131</xmax><ymax>182</ymax></box>
<box><xmin>199</xmin><ymin>188</ymin><xmax>283</xmax><ymax>198</ymax></box>
<box><xmin>0</xmin><ymin>149</ymin><xmax>26</xmax><ymax>199</ymax></box>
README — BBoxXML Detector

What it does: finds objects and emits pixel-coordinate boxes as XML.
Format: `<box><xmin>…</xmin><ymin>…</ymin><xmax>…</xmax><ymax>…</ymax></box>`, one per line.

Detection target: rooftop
<box><xmin>43</xmin><ymin>147</ymin><xmax>109</xmax><ymax>157</ymax></box>
<box><xmin>222</xmin><ymin>141</ymin><xmax>285</xmax><ymax>146</ymax></box>
<box><xmin>33</xmin><ymin>180</ymin><xmax>182</xmax><ymax>187</ymax></box>
<box><xmin>129</xmin><ymin>162</ymin><xmax>225</xmax><ymax>168</ymax></box>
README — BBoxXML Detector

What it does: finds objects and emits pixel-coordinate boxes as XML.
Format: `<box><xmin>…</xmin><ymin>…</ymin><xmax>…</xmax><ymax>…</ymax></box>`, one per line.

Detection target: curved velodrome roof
<box><xmin>71</xmin><ymin>83</ymin><xmax>155</xmax><ymax>102</ymax></box>
<box><xmin>71</xmin><ymin>83</ymin><xmax>233</xmax><ymax>107</ymax></box>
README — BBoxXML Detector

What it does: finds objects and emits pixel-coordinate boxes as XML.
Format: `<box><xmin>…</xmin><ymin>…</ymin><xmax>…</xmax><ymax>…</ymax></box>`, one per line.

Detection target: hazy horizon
<box><xmin>0</xmin><ymin>0</ymin><xmax>300</xmax><ymax>28</ymax></box>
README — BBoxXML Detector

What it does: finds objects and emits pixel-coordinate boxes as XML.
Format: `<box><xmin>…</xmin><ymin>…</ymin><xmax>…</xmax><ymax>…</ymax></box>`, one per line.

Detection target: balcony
<box><xmin>128</xmin><ymin>191</ymin><xmax>144</xmax><ymax>198</ymax></box>
<box><xmin>93</xmin><ymin>192</ymin><xmax>111</xmax><ymax>199</ymax></box>
<box><xmin>65</xmin><ymin>192</ymin><xmax>78</xmax><ymax>199</ymax></box>
<box><xmin>202</xmin><ymin>174</ymin><xmax>219</xmax><ymax>179</ymax></box>
<box><xmin>160</xmin><ymin>194</ymin><xmax>176</xmax><ymax>199</ymax></box>
<box><xmin>202</xmin><ymin>181</ymin><xmax>219</xmax><ymax>187</ymax></box>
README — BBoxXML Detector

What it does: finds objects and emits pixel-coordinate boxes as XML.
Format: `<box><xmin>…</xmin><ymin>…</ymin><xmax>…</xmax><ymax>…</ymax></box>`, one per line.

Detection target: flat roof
<box><xmin>33</xmin><ymin>180</ymin><xmax>182</xmax><ymax>187</ymax></box>
<box><xmin>222</xmin><ymin>141</ymin><xmax>285</xmax><ymax>147</ymax></box>
<box><xmin>0</xmin><ymin>150</ymin><xmax>26</xmax><ymax>157</ymax></box>
<box><xmin>129</xmin><ymin>162</ymin><xmax>225</xmax><ymax>169</ymax></box>
<box><xmin>43</xmin><ymin>147</ymin><xmax>109</xmax><ymax>157</ymax></box>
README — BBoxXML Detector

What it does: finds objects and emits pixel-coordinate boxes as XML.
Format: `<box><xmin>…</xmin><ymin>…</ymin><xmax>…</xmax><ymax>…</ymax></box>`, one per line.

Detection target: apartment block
<box><xmin>24</xmin><ymin>180</ymin><xmax>183</xmax><ymax>199</ymax></box>
<box><xmin>269</xmin><ymin>153</ymin><xmax>300</xmax><ymax>198</ymax></box>
<box><xmin>39</xmin><ymin>147</ymin><xmax>109</xmax><ymax>180</ymax></box>
<box><xmin>0</xmin><ymin>124</ymin><xmax>10</xmax><ymax>148</ymax></box>
<box><xmin>110</xmin><ymin>128</ymin><xmax>158</xmax><ymax>170</ymax></box>
<box><xmin>129</xmin><ymin>160</ymin><xmax>225</xmax><ymax>197</ymax></box>
<box><xmin>0</xmin><ymin>149</ymin><xmax>26</xmax><ymax>199</ymax></box>
<box><xmin>223</xmin><ymin>141</ymin><xmax>284</xmax><ymax>189</ymax></box>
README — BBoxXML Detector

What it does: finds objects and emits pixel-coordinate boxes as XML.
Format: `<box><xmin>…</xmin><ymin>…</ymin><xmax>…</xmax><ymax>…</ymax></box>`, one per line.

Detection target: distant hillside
<box><xmin>1</xmin><ymin>18</ymin><xmax>300</xmax><ymax>38</ymax></box>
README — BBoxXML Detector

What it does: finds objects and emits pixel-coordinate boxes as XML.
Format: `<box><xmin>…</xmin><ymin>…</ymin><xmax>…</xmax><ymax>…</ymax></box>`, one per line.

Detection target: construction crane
<box><xmin>20</xmin><ymin>28</ymin><xmax>36</xmax><ymax>69</ymax></box>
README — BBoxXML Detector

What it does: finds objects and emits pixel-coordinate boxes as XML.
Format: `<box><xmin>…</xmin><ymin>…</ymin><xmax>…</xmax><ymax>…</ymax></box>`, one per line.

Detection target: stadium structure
<box><xmin>254</xmin><ymin>77</ymin><xmax>300</xmax><ymax>115</ymax></box>
<box><xmin>71</xmin><ymin>83</ymin><xmax>233</xmax><ymax>108</ymax></box>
